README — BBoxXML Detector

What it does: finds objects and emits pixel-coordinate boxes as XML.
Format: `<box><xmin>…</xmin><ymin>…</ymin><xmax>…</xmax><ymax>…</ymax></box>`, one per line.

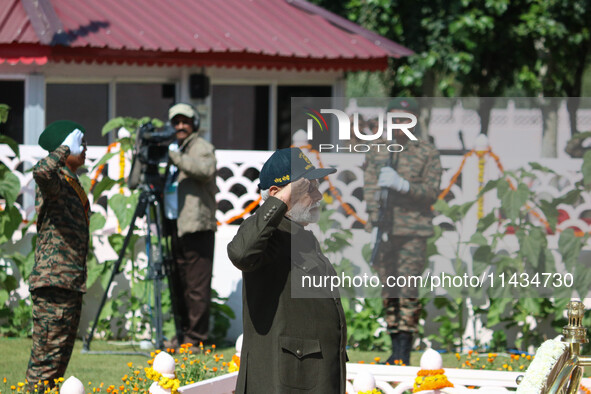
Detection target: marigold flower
<box><xmin>119</xmin><ymin>385</ymin><xmax>124</xmax><ymax>391</ymax></box>
<box><xmin>3</xmin><ymin>377</ymin><xmax>6</xmax><ymax>383</ymax></box>
<box><xmin>127</xmin><ymin>362</ymin><xmax>133</xmax><ymax>368</ymax></box>
<box><xmin>213</xmin><ymin>367</ymin><xmax>218</xmax><ymax>372</ymax></box>
<box><xmin>374</xmin><ymin>357</ymin><xmax>381</xmax><ymax>363</ymax></box>
<box><xmin>11</xmin><ymin>385</ymin><xmax>16</xmax><ymax>390</ymax></box>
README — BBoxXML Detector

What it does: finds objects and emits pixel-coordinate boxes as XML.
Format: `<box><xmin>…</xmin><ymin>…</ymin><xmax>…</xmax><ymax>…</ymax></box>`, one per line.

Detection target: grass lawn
<box><xmin>1</xmin><ymin>337</ymin><xmax>531</xmax><ymax>390</ymax></box>
<box><xmin>0</xmin><ymin>338</ymin><xmax>235</xmax><ymax>388</ymax></box>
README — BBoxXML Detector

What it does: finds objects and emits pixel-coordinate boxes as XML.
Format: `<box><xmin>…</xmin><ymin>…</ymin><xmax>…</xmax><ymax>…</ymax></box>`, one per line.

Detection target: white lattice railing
<box><xmin>1</xmin><ymin>139</ymin><xmax>589</xmax><ymax>235</ymax></box>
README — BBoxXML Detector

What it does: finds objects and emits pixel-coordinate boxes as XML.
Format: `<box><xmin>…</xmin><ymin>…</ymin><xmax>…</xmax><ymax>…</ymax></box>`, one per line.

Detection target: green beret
<box><xmin>38</xmin><ymin>120</ymin><xmax>86</xmax><ymax>152</ymax></box>
<box><xmin>387</xmin><ymin>97</ymin><xmax>419</xmax><ymax>113</ymax></box>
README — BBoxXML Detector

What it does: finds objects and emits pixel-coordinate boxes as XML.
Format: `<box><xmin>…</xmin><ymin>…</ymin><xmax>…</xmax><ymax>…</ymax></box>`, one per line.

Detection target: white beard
<box><xmin>287</xmin><ymin>201</ymin><xmax>321</xmax><ymax>224</ymax></box>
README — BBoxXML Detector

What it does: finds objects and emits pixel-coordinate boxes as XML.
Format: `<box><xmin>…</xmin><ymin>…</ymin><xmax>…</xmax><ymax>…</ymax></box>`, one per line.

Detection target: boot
<box><xmin>385</xmin><ymin>332</ymin><xmax>400</xmax><ymax>365</ymax></box>
<box><xmin>398</xmin><ymin>331</ymin><xmax>413</xmax><ymax>366</ymax></box>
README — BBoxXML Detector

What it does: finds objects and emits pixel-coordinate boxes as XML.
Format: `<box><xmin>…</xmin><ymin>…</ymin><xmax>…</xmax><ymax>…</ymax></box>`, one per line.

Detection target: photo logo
<box><xmin>305</xmin><ymin>107</ymin><xmax>328</xmax><ymax>133</ymax></box>
<box><xmin>305</xmin><ymin>108</ymin><xmax>419</xmax><ymax>152</ymax></box>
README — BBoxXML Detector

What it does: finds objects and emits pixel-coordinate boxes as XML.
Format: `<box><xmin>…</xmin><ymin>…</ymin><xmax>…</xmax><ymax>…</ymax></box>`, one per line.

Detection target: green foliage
<box><xmin>0</xmin><ymin>105</ymin><xmax>28</xmax><ymax>337</ymax></box>
<box><xmin>427</xmin><ymin>156</ymin><xmax>591</xmax><ymax>352</ymax></box>
<box><xmin>0</xmin><ymin>300</ymin><xmax>32</xmax><ymax>337</ymax></box>
<box><xmin>342</xmin><ymin>297</ymin><xmax>390</xmax><ymax>352</ymax></box>
<box><xmin>208</xmin><ymin>289</ymin><xmax>236</xmax><ymax>346</ymax></box>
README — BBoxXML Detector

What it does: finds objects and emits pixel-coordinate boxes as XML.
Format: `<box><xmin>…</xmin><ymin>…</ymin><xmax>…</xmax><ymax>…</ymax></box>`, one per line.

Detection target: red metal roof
<box><xmin>0</xmin><ymin>0</ymin><xmax>412</xmax><ymax>70</ymax></box>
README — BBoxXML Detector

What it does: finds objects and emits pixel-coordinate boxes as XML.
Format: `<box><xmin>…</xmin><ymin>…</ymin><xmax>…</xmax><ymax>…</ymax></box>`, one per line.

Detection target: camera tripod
<box><xmin>82</xmin><ymin>183</ymin><xmax>183</xmax><ymax>354</ymax></box>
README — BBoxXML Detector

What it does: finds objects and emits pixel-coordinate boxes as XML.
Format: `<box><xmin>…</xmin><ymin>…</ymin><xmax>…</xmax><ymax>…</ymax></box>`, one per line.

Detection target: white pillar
<box><xmin>24</xmin><ymin>73</ymin><xmax>45</xmax><ymax>145</ymax></box>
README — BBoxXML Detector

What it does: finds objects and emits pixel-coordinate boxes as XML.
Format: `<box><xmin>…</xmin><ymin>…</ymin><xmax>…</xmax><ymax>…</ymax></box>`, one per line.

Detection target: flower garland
<box><xmin>144</xmin><ymin>367</ymin><xmax>181</xmax><ymax>394</ymax></box>
<box><xmin>413</xmin><ymin>368</ymin><xmax>454</xmax><ymax>392</ymax></box>
<box><xmin>515</xmin><ymin>339</ymin><xmax>568</xmax><ymax>393</ymax></box>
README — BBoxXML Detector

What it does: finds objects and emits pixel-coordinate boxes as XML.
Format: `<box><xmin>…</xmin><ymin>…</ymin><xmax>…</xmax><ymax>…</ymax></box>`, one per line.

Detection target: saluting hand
<box><xmin>62</xmin><ymin>129</ymin><xmax>85</xmax><ymax>156</ymax></box>
<box><xmin>274</xmin><ymin>178</ymin><xmax>309</xmax><ymax>211</ymax></box>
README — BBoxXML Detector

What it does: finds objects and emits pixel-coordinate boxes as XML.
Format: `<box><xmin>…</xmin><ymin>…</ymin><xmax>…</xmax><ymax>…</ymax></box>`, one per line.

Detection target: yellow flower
<box><xmin>18</xmin><ymin>383</ymin><xmax>25</xmax><ymax>387</ymax></box>
<box><xmin>11</xmin><ymin>385</ymin><xmax>16</xmax><ymax>390</ymax></box>
<box><xmin>127</xmin><ymin>362</ymin><xmax>133</xmax><ymax>368</ymax></box>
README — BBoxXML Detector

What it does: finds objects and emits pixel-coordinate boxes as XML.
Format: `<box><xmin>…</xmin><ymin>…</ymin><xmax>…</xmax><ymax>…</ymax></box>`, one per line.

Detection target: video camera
<box><xmin>128</xmin><ymin>121</ymin><xmax>177</xmax><ymax>192</ymax></box>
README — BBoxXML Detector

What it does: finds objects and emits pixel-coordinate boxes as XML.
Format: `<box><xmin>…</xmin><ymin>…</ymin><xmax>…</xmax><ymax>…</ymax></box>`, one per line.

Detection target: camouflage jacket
<box><xmin>168</xmin><ymin>131</ymin><xmax>219</xmax><ymax>236</ymax></box>
<box><xmin>30</xmin><ymin>145</ymin><xmax>89</xmax><ymax>293</ymax></box>
<box><xmin>363</xmin><ymin>139</ymin><xmax>442</xmax><ymax>237</ymax></box>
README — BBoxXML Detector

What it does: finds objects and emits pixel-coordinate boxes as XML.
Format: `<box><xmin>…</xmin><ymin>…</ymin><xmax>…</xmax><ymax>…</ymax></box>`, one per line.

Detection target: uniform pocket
<box><xmin>279</xmin><ymin>336</ymin><xmax>322</xmax><ymax>389</ymax></box>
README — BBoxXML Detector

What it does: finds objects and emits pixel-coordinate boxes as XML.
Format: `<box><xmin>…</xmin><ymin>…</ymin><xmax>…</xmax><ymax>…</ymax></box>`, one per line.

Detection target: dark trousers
<box><xmin>166</xmin><ymin>219</ymin><xmax>215</xmax><ymax>344</ymax></box>
<box><xmin>26</xmin><ymin>287</ymin><xmax>83</xmax><ymax>390</ymax></box>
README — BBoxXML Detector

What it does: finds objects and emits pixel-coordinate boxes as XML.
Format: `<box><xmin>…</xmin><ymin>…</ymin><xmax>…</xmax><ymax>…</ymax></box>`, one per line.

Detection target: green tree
<box><xmin>516</xmin><ymin>0</ymin><xmax>591</xmax><ymax>156</ymax></box>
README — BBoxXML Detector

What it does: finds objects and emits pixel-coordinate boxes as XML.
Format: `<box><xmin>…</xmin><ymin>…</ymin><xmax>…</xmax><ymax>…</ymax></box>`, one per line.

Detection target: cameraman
<box><xmin>164</xmin><ymin>103</ymin><xmax>218</xmax><ymax>347</ymax></box>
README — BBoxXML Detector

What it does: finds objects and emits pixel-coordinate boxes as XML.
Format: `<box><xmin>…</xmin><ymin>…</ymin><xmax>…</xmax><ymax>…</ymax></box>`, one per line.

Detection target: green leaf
<box><xmin>0</xmin><ymin>165</ymin><xmax>21</xmax><ymax>207</ymax></box>
<box><xmin>498</xmin><ymin>181</ymin><xmax>529</xmax><ymax>221</ymax></box>
<box><xmin>92</xmin><ymin>177</ymin><xmax>118</xmax><ymax>200</ymax></box>
<box><xmin>469</xmin><ymin>232</ymin><xmax>488</xmax><ymax>246</ymax></box>
<box><xmin>102</xmin><ymin>118</ymin><xmax>134</xmax><ymax>136</ymax></box>
<box><xmin>89</xmin><ymin>212</ymin><xmax>106</xmax><ymax>233</ymax></box>
<box><xmin>518</xmin><ymin>228</ymin><xmax>543</xmax><ymax>266</ymax></box>
<box><xmin>85</xmin><ymin>256</ymin><xmax>103</xmax><ymax>290</ymax></box>
<box><xmin>539</xmin><ymin>200</ymin><xmax>558</xmax><ymax>231</ymax></box>
<box><xmin>529</xmin><ymin>162</ymin><xmax>555</xmax><ymax>174</ymax></box>
<box><xmin>79</xmin><ymin>174</ymin><xmax>91</xmax><ymax>194</ymax></box>
<box><xmin>92</xmin><ymin>151</ymin><xmax>118</xmax><ymax>171</ymax></box>
<box><xmin>476</xmin><ymin>212</ymin><xmax>497</xmax><ymax>232</ymax></box>
<box><xmin>2</xmin><ymin>274</ymin><xmax>18</xmax><ymax>292</ymax></box>
<box><xmin>0</xmin><ymin>104</ymin><xmax>10</xmax><ymax>124</ymax></box>
<box><xmin>559</xmin><ymin>229</ymin><xmax>581</xmax><ymax>272</ymax></box>
<box><xmin>0</xmin><ymin>205</ymin><xmax>22</xmax><ymax>244</ymax></box>
<box><xmin>0</xmin><ymin>134</ymin><xmax>19</xmax><ymax>157</ymax></box>
<box><xmin>0</xmin><ymin>289</ymin><xmax>8</xmax><ymax>306</ymax></box>
<box><xmin>108</xmin><ymin>192</ymin><xmax>139</xmax><ymax>230</ymax></box>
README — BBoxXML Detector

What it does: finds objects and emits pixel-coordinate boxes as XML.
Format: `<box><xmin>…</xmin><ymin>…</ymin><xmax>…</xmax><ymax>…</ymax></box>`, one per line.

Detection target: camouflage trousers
<box><xmin>26</xmin><ymin>287</ymin><xmax>83</xmax><ymax>390</ymax></box>
<box><xmin>373</xmin><ymin>235</ymin><xmax>426</xmax><ymax>334</ymax></box>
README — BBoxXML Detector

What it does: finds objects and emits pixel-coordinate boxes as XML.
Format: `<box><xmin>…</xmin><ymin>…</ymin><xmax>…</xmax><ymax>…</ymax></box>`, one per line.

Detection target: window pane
<box><xmin>211</xmin><ymin>85</ymin><xmax>269</xmax><ymax>150</ymax></box>
<box><xmin>116</xmin><ymin>83</ymin><xmax>175</xmax><ymax>122</ymax></box>
<box><xmin>46</xmin><ymin>84</ymin><xmax>109</xmax><ymax>146</ymax></box>
<box><xmin>0</xmin><ymin>80</ymin><xmax>25</xmax><ymax>144</ymax></box>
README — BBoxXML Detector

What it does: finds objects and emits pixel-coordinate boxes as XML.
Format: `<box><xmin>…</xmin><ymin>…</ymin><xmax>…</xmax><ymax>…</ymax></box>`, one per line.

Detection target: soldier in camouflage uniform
<box><xmin>26</xmin><ymin>121</ymin><xmax>89</xmax><ymax>390</ymax></box>
<box><xmin>363</xmin><ymin>98</ymin><xmax>442</xmax><ymax>365</ymax></box>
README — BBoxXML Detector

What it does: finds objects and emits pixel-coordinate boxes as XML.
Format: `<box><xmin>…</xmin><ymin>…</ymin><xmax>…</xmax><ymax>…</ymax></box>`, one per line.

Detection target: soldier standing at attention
<box><xmin>26</xmin><ymin>121</ymin><xmax>89</xmax><ymax>389</ymax></box>
<box><xmin>364</xmin><ymin>98</ymin><xmax>442</xmax><ymax>365</ymax></box>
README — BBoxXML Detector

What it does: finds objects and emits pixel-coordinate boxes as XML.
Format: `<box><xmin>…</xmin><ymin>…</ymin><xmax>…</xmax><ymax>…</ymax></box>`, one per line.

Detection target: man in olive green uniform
<box><xmin>364</xmin><ymin>98</ymin><xmax>442</xmax><ymax>365</ymax></box>
<box><xmin>26</xmin><ymin>121</ymin><xmax>89</xmax><ymax>389</ymax></box>
<box><xmin>228</xmin><ymin>148</ymin><xmax>347</xmax><ymax>394</ymax></box>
